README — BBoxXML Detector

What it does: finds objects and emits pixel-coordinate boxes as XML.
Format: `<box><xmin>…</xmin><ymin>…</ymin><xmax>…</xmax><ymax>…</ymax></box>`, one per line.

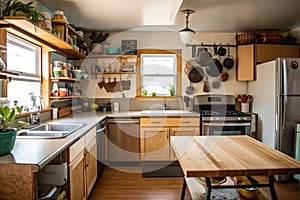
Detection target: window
<box><xmin>137</xmin><ymin>49</ymin><xmax>182</xmax><ymax>98</ymax></box>
<box><xmin>6</xmin><ymin>33</ymin><xmax>41</xmax><ymax>110</ymax></box>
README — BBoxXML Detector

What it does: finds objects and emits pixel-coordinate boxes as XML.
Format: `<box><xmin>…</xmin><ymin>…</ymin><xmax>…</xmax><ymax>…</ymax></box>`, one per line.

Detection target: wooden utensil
<box><xmin>203</xmin><ymin>77</ymin><xmax>210</xmax><ymax>93</ymax></box>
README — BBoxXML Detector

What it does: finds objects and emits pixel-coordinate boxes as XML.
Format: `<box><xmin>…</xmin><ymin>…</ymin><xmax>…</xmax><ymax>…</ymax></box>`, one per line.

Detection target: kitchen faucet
<box><xmin>162</xmin><ymin>100</ymin><xmax>170</xmax><ymax>110</ymax></box>
<box><xmin>30</xmin><ymin>112</ymin><xmax>40</xmax><ymax>125</ymax></box>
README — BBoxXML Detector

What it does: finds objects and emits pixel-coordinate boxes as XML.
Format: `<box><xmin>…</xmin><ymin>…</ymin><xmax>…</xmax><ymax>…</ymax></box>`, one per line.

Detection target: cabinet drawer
<box><xmin>141</xmin><ymin>117</ymin><xmax>199</xmax><ymax>127</ymax></box>
<box><xmin>69</xmin><ymin>136</ymin><xmax>85</xmax><ymax>162</ymax></box>
<box><xmin>85</xmin><ymin>127</ymin><xmax>96</xmax><ymax>146</ymax></box>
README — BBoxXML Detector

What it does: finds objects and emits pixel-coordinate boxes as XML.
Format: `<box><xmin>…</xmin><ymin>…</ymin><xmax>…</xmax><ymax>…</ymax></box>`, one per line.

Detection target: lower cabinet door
<box><xmin>140</xmin><ymin>127</ymin><xmax>169</xmax><ymax>161</ymax></box>
<box><xmin>69</xmin><ymin>151</ymin><xmax>86</xmax><ymax>200</ymax></box>
<box><xmin>85</xmin><ymin>138</ymin><xmax>98</xmax><ymax>197</ymax></box>
<box><xmin>169</xmin><ymin>127</ymin><xmax>200</xmax><ymax>160</ymax></box>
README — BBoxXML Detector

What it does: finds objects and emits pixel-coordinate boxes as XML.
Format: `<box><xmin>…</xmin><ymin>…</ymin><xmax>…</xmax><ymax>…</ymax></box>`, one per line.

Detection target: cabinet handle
<box><xmin>150</xmin><ymin>121</ymin><xmax>161</xmax><ymax>124</ymax></box>
<box><xmin>181</xmin><ymin>121</ymin><xmax>191</xmax><ymax>123</ymax></box>
<box><xmin>85</xmin><ymin>150</ymin><xmax>90</xmax><ymax>168</ymax></box>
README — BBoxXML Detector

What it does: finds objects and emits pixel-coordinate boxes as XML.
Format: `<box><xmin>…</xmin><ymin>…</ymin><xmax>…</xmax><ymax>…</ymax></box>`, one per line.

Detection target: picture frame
<box><xmin>121</xmin><ymin>40</ymin><xmax>137</xmax><ymax>55</ymax></box>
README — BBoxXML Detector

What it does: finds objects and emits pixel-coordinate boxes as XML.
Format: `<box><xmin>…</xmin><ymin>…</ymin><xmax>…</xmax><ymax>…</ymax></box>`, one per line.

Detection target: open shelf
<box><xmin>90</xmin><ymin>72</ymin><xmax>136</xmax><ymax>75</ymax></box>
<box><xmin>0</xmin><ymin>17</ymin><xmax>86</xmax><ymax>59</ymax></box>
<box><xmin>50</xmin><ymin>77</ymin><xmax>89</xmax><ymax>82</ymax></box>
<box><xmin>50</xmin><ymin>96</ymin><xmax>83</xmax><ymax>99</ymax></box>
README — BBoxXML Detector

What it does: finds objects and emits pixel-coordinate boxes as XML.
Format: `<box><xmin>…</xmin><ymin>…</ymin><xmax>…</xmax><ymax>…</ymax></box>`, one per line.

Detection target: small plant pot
<box><xmin>0</xmin><ymin>129</ymin><xmax>17</xmax><ymax>156</ymax></box>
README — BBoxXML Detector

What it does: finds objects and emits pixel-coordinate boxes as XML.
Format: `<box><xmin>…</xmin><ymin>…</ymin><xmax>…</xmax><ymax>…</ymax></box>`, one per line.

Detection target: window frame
<box><xmin>136</xmin><ymin>49</ymin><xmax>182</xmax><ymax>100</ymax></box>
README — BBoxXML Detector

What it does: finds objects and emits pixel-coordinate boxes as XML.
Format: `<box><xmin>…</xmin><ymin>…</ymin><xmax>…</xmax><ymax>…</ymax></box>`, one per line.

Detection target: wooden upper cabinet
<box><xmin>236</xmin><ymin>44</ymin><xmax>300</xmax><ymax>81</ymax></box>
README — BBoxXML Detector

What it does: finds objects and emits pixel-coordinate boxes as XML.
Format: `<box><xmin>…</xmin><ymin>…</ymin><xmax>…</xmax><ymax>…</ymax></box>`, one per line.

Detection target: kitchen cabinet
<box><xmin>169</xmin><ymin>127</ymin><xmax>199</xmax><ymax>160</ymax></box>
<box><xmin>236</xmin><ymin>44</ymin><xmax>300</xmax><ymax>81</ymax></box>
<box><xmin>140</xmin><ymin>127</ymin><xmax>170</xmax><ymax>161</ymax></box>
<box><xmin>140</xmin><ymin>117</ymin><xmax>200</xmax><ymax>161</ymax></box>
<box><xmin>68</xmin><ymin>127</ymin><xmax>97</xmax><ymax>199</ymax></box>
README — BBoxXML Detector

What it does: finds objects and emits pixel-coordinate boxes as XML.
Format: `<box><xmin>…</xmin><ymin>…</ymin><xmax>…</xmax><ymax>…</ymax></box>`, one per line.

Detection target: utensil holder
<box><xmin>241</xmin><ymin>103</ymin><xmax>249</xmax><ymax>113</ymax></box>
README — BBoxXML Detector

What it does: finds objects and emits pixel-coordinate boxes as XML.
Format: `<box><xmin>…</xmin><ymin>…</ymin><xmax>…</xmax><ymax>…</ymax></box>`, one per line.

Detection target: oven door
<box><xmin>202</xmin><ymin>122</ymin><xmax>251</xmax><ymax>136</ymax></box>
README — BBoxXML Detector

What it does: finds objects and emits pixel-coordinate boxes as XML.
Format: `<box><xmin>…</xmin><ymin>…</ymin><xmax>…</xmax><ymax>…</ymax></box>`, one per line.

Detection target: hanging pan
<box><xmin>196</xmin><ymin>47</ymin><xmax>212</xmax><ymax>67</ymax></box>
<box><xmin>223</xmin><ymin>44</ymin><xmax>235</xmax><ymax>70</ymax></box>
<box><xmin>206</xmin><ymin>44</ymin><xmax>223</xmax><ymax>77</ymax></box>
<box><xmin>188</xmin><ymin>65</ymin><xmax>204</xmax><ymax>83</ymax></box>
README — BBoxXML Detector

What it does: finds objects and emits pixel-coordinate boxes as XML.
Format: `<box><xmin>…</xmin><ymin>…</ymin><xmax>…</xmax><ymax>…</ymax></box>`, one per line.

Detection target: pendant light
<box><xmin>179</xmin><ymin>9</ymin><xmax>195</xmax><ymax>44</ymax></box>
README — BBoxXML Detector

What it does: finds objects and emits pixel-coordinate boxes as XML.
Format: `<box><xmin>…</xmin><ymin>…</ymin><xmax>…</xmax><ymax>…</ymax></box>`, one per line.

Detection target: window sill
<box><xmin>17</xmin><ymin>108</ymin><xmax>53</xmax><ymax>118</ymax></box>
<box><xmin>135</xmin><ymin>96</ymin><xmax>179</xmax><ymax>100</ymax></box>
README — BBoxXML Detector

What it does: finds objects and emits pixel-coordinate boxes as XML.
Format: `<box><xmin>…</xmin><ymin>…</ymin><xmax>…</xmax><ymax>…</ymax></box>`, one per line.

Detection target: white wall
<box><xmin>79</xmin><ymin>31</ymin><xmax>247</xmax><ymax>98</ymax></box>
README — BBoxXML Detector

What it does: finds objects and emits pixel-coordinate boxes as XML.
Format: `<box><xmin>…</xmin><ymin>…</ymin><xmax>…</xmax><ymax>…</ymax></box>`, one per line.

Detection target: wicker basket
<box><xmin>236</xmin><ymin>33</ymin><xmax>256</xmax><ymax>45</ymax></box>
<box><xmin>0</xmin><ymin>130</ymin><xmax>17</xmax><ymax>156</ymax></box>
<box><xmin>236</xmin><ymin>32</ymin><xmax>282</xmax><ymax>45</ymax></box>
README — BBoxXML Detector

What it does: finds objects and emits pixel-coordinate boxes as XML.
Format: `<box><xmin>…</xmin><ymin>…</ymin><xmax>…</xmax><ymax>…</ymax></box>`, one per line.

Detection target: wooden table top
<box><xmin>170</xmin><ymin>135</ymin><xmax>300</xmax><ymax>178</ymax></box>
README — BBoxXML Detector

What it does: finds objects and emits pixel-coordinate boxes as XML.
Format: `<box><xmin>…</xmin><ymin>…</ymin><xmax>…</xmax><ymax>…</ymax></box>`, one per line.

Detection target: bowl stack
<box><xmin>41</xmin><ymin>12</ymin><xmax>52</xmax><ymax>31</ymax></box>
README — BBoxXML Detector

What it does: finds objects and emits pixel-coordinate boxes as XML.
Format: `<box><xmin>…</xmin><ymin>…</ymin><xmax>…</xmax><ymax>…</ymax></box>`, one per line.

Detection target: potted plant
<box><xmin>89</xmin><ymin>31</ymin><xmax>109</xmax><ymax>53</ymax></box>
<box><xmin>169</xmin><ymin>84</ymin><xmax>175</xmax><ymax>96</ymax></box>
<box><xmin>2</xmin><ymin>0</ymin><xmax>43</xmax><ymax>26</ymax></box>
<box><xmin>0</xmin><ymin>106</ymin><xmax>28</xmax><ymax>156</ymax></box>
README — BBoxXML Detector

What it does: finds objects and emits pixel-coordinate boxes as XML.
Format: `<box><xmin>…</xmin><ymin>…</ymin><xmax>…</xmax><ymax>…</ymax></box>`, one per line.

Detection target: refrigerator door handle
<box><xmin>282</xmin><ymin>96</ymin><xmax>287</xmax><ymax>130</ymax></box>
<box><xmin>282</xmin><ymin>59</ymin><xmax>288</xmax><ymax>95</ymax></box>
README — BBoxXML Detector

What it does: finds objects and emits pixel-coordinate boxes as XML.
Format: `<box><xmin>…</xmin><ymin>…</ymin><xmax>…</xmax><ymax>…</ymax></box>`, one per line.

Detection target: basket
<box><xmin>236</xmin><ymin>33</ymin><xmax>256</xmax><ymax>45</ymax></box>
<box><xmin>236</xmin><ymin>32</ymin><xmax>282</xmax><ymax>45</ymax></box>
<box><xmin>0</xmin><ymin>130</ymin><xmax>17</xmax><ymax>156</ymax></box>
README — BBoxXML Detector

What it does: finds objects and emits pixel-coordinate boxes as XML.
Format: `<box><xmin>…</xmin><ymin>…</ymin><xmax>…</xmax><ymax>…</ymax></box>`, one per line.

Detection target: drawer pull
<box><xmin>150</xmin><ymin>121</ymin><xmax>161</xmax><ymax>124</ymax></box>
<box><xmin>181</xmin><ymin>121</ymin><xmax>191</xmax><ymax>123</ymax></box>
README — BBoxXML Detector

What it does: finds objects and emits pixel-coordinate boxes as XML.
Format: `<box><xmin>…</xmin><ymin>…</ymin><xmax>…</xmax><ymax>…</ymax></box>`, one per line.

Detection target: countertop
<box><xmin>0</xmin><ymin>110</ymin><xmax>199</xmax><ymax>169</ymax></box>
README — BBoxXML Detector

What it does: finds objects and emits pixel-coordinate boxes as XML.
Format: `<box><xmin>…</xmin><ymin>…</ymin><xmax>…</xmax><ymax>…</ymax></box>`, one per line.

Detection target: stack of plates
<box><xmin>41</xmin><ymin>12</ymin><xmax>52</xmax><ymax>31</ymax></box>
<box><xmin>121</xmin><ymin>65</ymin><xmax>135</xmax><ymax>72</ymax></box>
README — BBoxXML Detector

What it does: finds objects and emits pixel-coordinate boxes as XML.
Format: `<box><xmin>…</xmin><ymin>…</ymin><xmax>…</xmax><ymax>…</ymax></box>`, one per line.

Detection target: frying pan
<box><xmin>185</xmin><ymin>82</ymin><xmax>194</xmax><ymax>95</ymax></box>
<box><xmin>223</xmin><ymin>44</ymin><xmax>234</xmax><ymax>69</ymax></box>
<box><xmin>217</xmin><ymin>44</ymin><xmax>227</xmax><ymax>56</ymax></box>
<box><xmin>206</xmin><ymin>44</ymin><xmax>223</xmax><ymax>77</ymax></box>
<box><xmin>196</xmin><ymin>47</ymin><xmax>212</xmax><ymax>66</ymax></box>
<box><xmin>188</xmin><ymin>66</ymin><xmax>204</xmax><ymax>83</ymax></box>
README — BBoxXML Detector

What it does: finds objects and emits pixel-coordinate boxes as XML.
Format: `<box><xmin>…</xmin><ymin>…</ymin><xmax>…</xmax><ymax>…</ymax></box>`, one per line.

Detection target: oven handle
<box><xmin>202</xmin><ymin>122</ymin><xmax>251</xmax><ymax>126</ymax></box>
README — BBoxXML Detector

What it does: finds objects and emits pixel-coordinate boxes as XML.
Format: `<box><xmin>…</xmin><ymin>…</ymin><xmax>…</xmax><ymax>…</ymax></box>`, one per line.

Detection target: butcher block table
<box><xmin>170</xmin><ymin>136</ymin><xmax>300</xmax><ymax>200</ymax></box>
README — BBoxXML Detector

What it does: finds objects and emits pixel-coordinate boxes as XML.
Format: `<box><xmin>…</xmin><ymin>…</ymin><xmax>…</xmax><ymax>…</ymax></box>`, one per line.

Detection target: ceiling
<box><xmin>38</xmin><ymin>0</ymin><xmax>300</xmax><ymax>33</ymax></box>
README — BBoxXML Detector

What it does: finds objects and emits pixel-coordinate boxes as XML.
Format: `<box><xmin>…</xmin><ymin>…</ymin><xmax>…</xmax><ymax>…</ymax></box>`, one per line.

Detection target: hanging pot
<box><xmin>206</xmin><ymin>44</ymin><xmax>223</xmax><ymax>77</ymax></box>
<box><xmin>188</xmin><ymin>65</ymin><xmax>204</xmax><ymax>83</ymax></box>
<box><xmin>219</xmin><ymin>71</ymin><xmax>229</xmax><ymax>82</ymax></box>
<box><xmin>196</xmin><ymin>47</ymin><xmax>212</xmax><ymax>66</ymax></box>
<box><xmin>217</xmin><ymin>44</ymin><xmax>227</xmax><ymax>56</ymax></box>
<box><xmin>185</xmin><ymin>82</ymin><xmax>194</xmax><ymax>95</ymax></box>
<box><xmin>223</xmin><ymin>44</ymin><xmax>235</xmax><ymax>69</ymax></box>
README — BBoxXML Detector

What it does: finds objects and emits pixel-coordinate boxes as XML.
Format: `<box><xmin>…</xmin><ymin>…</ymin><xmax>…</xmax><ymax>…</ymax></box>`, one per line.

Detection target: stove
<box><xmin>193</xmin><ymin>94</ymin><xmax>252</xmax><ymax>136</ymax></box>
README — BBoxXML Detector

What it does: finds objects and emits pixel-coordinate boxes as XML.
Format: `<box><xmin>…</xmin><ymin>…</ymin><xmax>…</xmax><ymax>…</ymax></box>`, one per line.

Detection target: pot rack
<box><xmin>186</xmin><ymin>43</ymin><xmax>237</xmax><ymax>58</ymax></box>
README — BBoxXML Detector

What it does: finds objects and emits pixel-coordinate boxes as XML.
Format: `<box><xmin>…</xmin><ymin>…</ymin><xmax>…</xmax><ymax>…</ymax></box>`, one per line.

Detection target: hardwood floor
<box><xmin>89</xmin><ymin>166</ymin><xmax>300</xmax><ymax>200</ymax></box>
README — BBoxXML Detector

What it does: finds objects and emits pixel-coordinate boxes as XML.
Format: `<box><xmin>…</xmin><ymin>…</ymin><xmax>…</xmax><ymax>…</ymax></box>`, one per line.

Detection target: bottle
<box><xmin>99</xmin><ymin>101</ymin><xmax>104</xmax><ymax>112</ymax></box>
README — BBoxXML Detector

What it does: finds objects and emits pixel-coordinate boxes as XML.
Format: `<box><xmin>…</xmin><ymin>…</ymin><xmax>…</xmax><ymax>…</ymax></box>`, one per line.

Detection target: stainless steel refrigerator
<box><xmin>248</xmin><ymin>58</ymin><xmax>300</xmax><ymax>181</ymax></box>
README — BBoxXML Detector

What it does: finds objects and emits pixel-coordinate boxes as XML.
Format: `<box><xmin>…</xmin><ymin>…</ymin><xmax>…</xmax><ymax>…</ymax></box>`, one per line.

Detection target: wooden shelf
<box><xmin>50</xmin><ymin>96</ymin><xmax>83</xmax><ymax>99</ymax></box>
<box><xmin>0</xmin><ymin>16</ymin><xmax>86</xmax><ymax>60</ymax></box>
<box><xmin>90</xmin><ymin>72</ymin><xmax>136</xmax><ymax>75</ymax></box>
<box><xmin>50</xmin><ymin>77</ymin><xmax>88</xmax><ymax>82</ymax></box>
<box><xmin>86</xmin><ymin>54</ymin><xmax>137</xmax><ymax>59</ymax></box>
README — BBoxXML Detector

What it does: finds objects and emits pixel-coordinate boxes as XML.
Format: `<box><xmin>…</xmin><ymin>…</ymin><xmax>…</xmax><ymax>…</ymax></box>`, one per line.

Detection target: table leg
<box><xmin>205</xmin><ymin>177</ymin><xmax>211</xmax><ymax>200</ymax></box>
<box><xmin>269</xmin><ymin>175</ymin><xmax>278</xmax><ymax>200</ymax></box>
<box><xmin>181</xmin><ymin>177</ymin><xmax>187</xmax><ymax>200</ymax></box>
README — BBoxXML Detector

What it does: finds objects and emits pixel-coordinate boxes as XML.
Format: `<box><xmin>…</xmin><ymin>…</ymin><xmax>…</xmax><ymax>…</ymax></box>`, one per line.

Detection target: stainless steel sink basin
<box><xmin>17</xmin><ymin>122</ymin><xmax>86</xmax><ymax>139</ymax></box>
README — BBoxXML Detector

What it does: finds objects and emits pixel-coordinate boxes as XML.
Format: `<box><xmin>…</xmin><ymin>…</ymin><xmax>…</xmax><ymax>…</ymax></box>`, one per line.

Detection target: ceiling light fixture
<box><xmin>179</xmin><ymin>9</ymin><xmax>195</xmax><ymax>44</ymax></box>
